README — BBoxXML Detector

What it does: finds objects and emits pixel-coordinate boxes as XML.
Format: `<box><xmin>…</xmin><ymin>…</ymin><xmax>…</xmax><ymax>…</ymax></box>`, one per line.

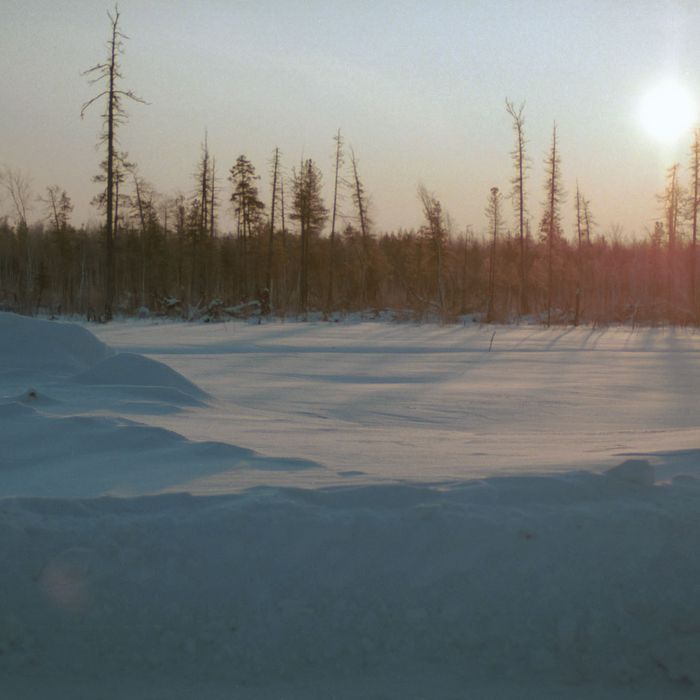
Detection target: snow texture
<box><xmin>2</xmin><ymin>313</ymin><xmax>700</xmax><ymax>699</ymax></box>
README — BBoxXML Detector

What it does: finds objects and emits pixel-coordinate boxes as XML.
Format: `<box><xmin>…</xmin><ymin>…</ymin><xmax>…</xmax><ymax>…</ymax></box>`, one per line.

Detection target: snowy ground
<box><xmin>2</xmin><ymin>313</ymin><xmax>700</xmax><ymax>698</ymax></box>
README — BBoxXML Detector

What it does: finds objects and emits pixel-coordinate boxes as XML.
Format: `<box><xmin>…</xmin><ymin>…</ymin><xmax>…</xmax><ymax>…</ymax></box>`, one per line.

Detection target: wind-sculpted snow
<box><xmin>73</xmin><ymin>351</ymin><xmax>208</xmax><ymax>399</ymax></box>
<box><xmin>0</xmin><ymin>314</ymin><xmax>322</xmax><ymax>499</ymax></box>
<box><xmin>0</xmin><ymin>311</ymin><xmax>111</xmax><ymax>375</ymax></box>
<box><xmin>2</xmin><ymin>473</ymin><xmax>699</xmax><ymax>696</ymax></box>
<box><xmin>0</xmin><ymin>406</ymin><xmax>319</xmax><ymax>497</ymax></box>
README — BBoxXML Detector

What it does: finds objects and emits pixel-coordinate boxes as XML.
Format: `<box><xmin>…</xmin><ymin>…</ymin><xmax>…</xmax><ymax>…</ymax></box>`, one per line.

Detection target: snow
<box><xmin>2</xmin><ymin>312</ymin><xmax>700</xmax><ymax>698</ymax></box>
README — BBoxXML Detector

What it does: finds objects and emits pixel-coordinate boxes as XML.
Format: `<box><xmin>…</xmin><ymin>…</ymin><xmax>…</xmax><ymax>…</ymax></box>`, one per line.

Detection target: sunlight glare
<box><xmin>639</xmin><ymin>79</ymin><xmax>697</xmax><ymax>144</ymax></box>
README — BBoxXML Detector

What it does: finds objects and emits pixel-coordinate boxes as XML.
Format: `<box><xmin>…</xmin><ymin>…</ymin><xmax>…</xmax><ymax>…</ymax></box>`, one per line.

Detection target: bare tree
<box><xmin>327</xmin><ymin>130</ymin><xmax>344</xmax><ymax>311</ymax></box>
<box><xmin>279</xmin><ymin>177</ymin><xmax>288</xmax><ymax>312</ymax></box>
<box><xmin>541</xmin><ymin>123</ymin><xmax>564</xmax><ymax>327</ymax></box>
<box><xmin>209</xmin><ymin>157</ymin><xmax>218</xmax><ymax>238</ymax></box>
<box><xmin>0</xmin><ymin>167</ymin><xmax>32</xmax><ymax>228</ymax></box>
<box><xmin>198</xmin><ymin>131</ymin><xmax>211</xmax><ymax>239</ymax></box>
<box><xmin>505</xmin><ymin>99</ymin><xmax>529</xmax><ymax>316</ymax></box>
<box><xmin>265</xmin><ymin>147</ymin><xmax>281</xmax><ymax>303</ymax></box>
<box><xmin>485</xmin><ymin>186</ymin><xmax>503</xmax><ymax>322</ymax></box>
<box><xmin>81</xmin><ymin>5</ymin><xmax>146</xmax><ymax>320</ymax></box>
<box><xmin>689</xmin><ymin>130</ymin><xmax>700</xmax><ymax>320</ymax></box>
<box><xmin>41</xmin><ymin>185</ymin><xmax>73</xmax><ymax>233</ymax></box>
<box><xmin>350</xmin><ymin>147</ymin><xmax>374</xmax><ymax>306</ymax></box>
<box><xmin>658</xmin><ymin>163</ymin><xmax>683</xmax><ymax>316</ymax></box>
<box><xmin>574</xmin><ymin>182</ymin><xmax>584</xmax><ymax>326</ymax></box>
<box><xmin>1</xmin><ymin>167</ymin><xmax>34</xmax><ymax>311</ymax></box>
<box><xmin>418</xmin><ymin>184</ymin><xmax>447</xmax><ymax>316</ymax></box>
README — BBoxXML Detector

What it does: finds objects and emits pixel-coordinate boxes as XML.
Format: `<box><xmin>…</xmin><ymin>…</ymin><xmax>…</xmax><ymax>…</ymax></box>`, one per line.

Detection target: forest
<box><xmin>1</xmin><ymin>9</ymin><xmax>699</xmax><ymax>327</ymax></box>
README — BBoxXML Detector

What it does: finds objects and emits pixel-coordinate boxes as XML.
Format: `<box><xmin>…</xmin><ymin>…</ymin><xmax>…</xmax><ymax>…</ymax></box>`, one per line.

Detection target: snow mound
<box><xmin>2</xmin><ymin>475</ymin><xmax>700</xmax><ymax>692</ymax></box>
<box><xmin>73</xmin><ymin>352</ymin><xmax>207</xmax><ymax>399</ymax></box>
<box><xmin>0</xmin><ymin>312</ymin><xmax>111</xmax><ymax>374</ymax></box>
<box><xmin>0</xmin><ymin>409</ymin><xmax>320</xmax><ymax>498</ymax></box>
<box><xmin>605</xmin><ymin>458</ymin><xmax>655</xmax><ymax>486</ymax></box>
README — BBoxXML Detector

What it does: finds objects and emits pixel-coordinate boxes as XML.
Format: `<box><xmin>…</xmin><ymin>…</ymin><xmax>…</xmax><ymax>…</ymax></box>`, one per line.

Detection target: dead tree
<box><xmin>541</xmin><ymin>123</ymin><xmax>563</xmax><ymax>327</ymax></box>
<box><xmin>265</xmin><ymin>147</ymin><xmax>281</xmax><ymax>301</ymax></box>
<box><xmin>505</xmin><ymin>99</ymin><xmax>529</xmax><ymax>316</ymax></box>
<box><xmin>690</xmin><ymin>130</ymin><xmax>700</xmax><ymax>320</ymax></box>
<box><xmin>81</xmin><ymin>6</ymin><xmax>146</xmax><ymax>320</ymax></box>
<box><xmin>350</xmin><ymin>147</ymin><xmax>373</xmax><ymax>306</ymax></box>
<box><xmin>327</xmin><ymin>130</ymin><xmax>344</xmax><ymax>311</ymax></box>
<box><xmin>485</xmin><ymin>186</ymin><xmax>503</xmax><ymax>322</ymax></box>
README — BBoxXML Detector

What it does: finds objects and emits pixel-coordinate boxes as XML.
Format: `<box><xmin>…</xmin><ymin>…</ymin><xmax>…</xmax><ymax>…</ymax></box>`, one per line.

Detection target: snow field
<box><xmin>3</xmin><ymin>313</ymin><xmax>700</xmax><ymax>697</ymax></box>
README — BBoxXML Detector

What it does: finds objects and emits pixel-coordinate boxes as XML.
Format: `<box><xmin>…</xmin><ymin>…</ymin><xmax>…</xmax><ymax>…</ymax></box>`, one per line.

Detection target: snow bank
<box><xmin>0</xmin><ymin>314</ymin><xmax>320</xmax><ymax>498</ymax></box>
<box><xmin>73</xmin><ymin>352</ymin><xmax>207</xmax><ymax>399</ymax></box>
<box><xmin>2</xmin><ymin>473</ymin><xmax>700</xmax><ymax>693</ymax></box>
<box><xmin>0</xmin><ymin>402</ymin><xmax>319</xmax><ymax>498</ymax></box>
<box><xmin>0</xmin><ymin>312</ymin><xmax>111</xmax><ymax>374</ymax></box>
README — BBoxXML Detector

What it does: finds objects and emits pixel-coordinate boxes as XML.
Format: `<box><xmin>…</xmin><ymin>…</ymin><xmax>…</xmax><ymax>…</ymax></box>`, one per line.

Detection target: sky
<box><xmin>3</xmin><ymin>0</ymin><xmax>700</xmax><ymax>239</ymax></box>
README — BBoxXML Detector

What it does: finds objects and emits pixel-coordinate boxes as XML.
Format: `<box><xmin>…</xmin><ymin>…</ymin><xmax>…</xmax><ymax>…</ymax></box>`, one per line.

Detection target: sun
<box><xmin>639</xmin><ymin>79</ymin><xmax>698</xmax><ymax>144</ymax></box>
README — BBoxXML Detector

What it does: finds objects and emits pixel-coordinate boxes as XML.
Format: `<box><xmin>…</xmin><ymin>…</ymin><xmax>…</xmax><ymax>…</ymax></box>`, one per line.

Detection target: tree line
<box><xmin>1</xmin><ymin>8</ymin><xmax>699</xmax><ymax>326</ymax></box>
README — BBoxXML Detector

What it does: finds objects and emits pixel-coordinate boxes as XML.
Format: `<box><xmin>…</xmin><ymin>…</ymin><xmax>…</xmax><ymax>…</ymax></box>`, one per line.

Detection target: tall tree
<box><xmin>574</xmin><ymin>182</ymin><xmax>584</xmax><ymax>326</ymax></box>
<box><xmin>327</xmin><ymin>130</ymin><xmax>344</xmax><ymax>311</ymax></box>
<box><xmin>198</xmin><ymin>132</ymin><xmax>211</xmax><ymax>239</ymax></box>
<box><xmin>417</xmin><ymin>184</ymin><xmax>447</xmax><ymax>315</ymax></box>
<box><xmin>485</xmin><ymin>186</ymin><xmax>503</xmax><ymax>322</ymax></box>
<box><xmin>350</xmin><ymin>147</ymin><xmax>374</xmax><ymax>306</ymax></box>
<box><xmin>541</xmin><ymin>123</ymin><xmax>563</xmax><ymax>327</ymax></box>
<box><xmin>41</xmin><ymin>185</ymin><xmax>73</xmax><ymax>233</ymax></box>
<box><xmin>190</xmin><ymin>134</ymin><xmax>214</xmax><ymax>301</ymax></box>
<box><xmin>229</xmin><ymin>155</ymin><xmax>264</xmax><ymax>299</ymax></box>
<box><xmin>1</xmin><ymin>168</ymin><xmax>33</xmax><ymax>310</ymax></box>
<box><xmin>209</xmin><ymin>157</ymin><xmax>218</xmax><ymax>238</ymax></box>
<box><xmin>658</xmin><ymin>163</ymin><xmax>683</xmax><ymax>316</ymax></box>
<box><xmin>279</xmin><ymin>177</ymin><xmax>288</xmax><ymax>311</ymax></box>
<box><xmin>0</xmin><ymin>167</ymin><xmax>32</xmax><ymax>229</ymax></box>
<box><xmin>265</xmin><ymin>147</ymin><xmax>281</xmax><ymax>302</ymax></box>
<box><xmin>82</xmin><ymin>6</ymin><xmax>145</xmax><ymax>320</ymax></box>
<box><xmin>291</xmin><ymin>159</ymin><xmax>327</xmax><ymax>313</ymax></box>
<box><xmin>505</xmin><ymin>99</ymin><xmax>529</xmax><ymax>316</ymax></box>
<box><xmin>128</xmin><ymin>167</ymin><xmax>158</xmax><ymax>307</ymax></box>
<box><xmin>689</xmin><ymin>130</ymin><xmax>700</xmax><ymax>320</ymax></box>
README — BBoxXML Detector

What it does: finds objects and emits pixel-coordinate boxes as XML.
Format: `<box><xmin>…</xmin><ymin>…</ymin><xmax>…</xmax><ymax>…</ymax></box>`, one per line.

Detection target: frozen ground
<box><xmin>2</xmin><ymin>312</ymin><xmax>700</xmax><ymax>698</ymax></box>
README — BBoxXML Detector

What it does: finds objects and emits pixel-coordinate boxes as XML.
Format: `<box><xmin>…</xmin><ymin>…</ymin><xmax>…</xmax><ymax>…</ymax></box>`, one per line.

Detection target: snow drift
<box><xmin>0</xmin><ymin>311</ymin><xmax>111</xmax><ymax>375</ymax></box>
<box><xmin>3</xmin><ymin>471</ymin><xmax>700</xmax><ymax>692</ymax></box>
<box><xmin>73</xmin><ymin>351</ymin><xmax>207</xmax><ymax>399</ymax></box>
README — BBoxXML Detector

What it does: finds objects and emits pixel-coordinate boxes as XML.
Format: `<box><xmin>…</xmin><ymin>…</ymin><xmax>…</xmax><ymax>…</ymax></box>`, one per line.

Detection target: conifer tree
<box><xmin>505</xmin><ymin>99</ymin><xmax>529</xmax><ymax>315</ymax></box>
<box><xmin>291</xmin><ymin>159</ymin><xmax>327</xmax><ymax>313</ymax></box>
<box><xmin>541</xmin><ymin>123</ymin><xmax>563</xmax><ymax>327</ymax></box>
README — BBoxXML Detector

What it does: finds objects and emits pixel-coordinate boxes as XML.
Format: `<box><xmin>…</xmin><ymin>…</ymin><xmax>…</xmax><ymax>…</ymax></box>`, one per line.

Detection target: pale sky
<box><xmin>3</xmin><ymin>0</ymin><xmax>700</xmax><ymax>238</ymax></box>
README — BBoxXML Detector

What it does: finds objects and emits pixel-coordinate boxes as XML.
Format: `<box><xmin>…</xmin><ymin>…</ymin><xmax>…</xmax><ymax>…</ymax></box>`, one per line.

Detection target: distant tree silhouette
<box><xmin>1</xmin><ymin>168</ymin><xmax>33</xmax><ymax>311</ymax></box>
<box><xmin>505</xmin><ymin>99</ymin><xmax>529</xmax><ymax>316</ymax></box>
<box><xmin>229</xmin><ymin>155</ymin><xmax>264</xmax><ymax>299</ymax></box>
<box><xmin>291</xmin><ymin>159</ymin><xmax>327</xmax><ymax>313</ymax></box>
<box><xmin>417</xmin><ymin>184</ymin><xmax>447</xmax><ymax>316</ymax></box>
<box><xmin>327</xmin><ymin>130</ymin><xmax>344</xmax><ymax>312</ymax></box>
<box><xmin>265</xmin><ymin>147</ymin><xmax>281</xmax><ymax>304</ymax></box>
<box><xmin>689</xmin><ymin>130</ymin><xmax>700</xmax><ymax>320</ymax></box>
<box><xmin>350</xmin><ymin>148</ymin><xmax>375</xmax><ymax>307</ymax></box>
<box><xmin>658</xmin><ymin>163</ymin><xmax>684</xmax><ymax>317</ymax></box>
<box><xmin>541</xmin><ymin>123</ymin><xmax>563</xmax><ymax>327</ymax></box>
<box><xmin>574</xmin><ymin>183</ymin><xmax>585</xmax><ymax>326</ymax></box>
<box><xmin>485</xmin><ymin>186</ymin><xmax>503</xmax><ymax>322</ymax></box>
